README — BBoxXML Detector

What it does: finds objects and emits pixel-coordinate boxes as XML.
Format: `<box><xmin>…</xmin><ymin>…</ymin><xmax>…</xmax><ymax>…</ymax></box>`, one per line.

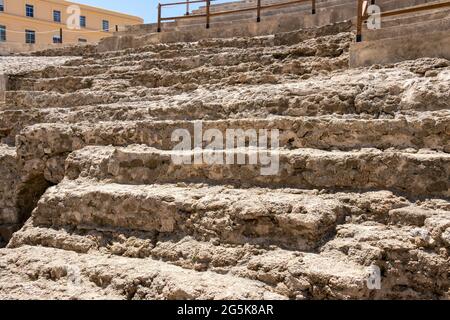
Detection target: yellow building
<box><xmin>0</xmin><ymin>0</ymin><xmax>143</xmax><ymax>53</ymax></box>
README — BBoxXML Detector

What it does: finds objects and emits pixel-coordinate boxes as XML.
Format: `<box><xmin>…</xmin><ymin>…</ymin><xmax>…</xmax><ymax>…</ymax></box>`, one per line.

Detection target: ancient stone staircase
<box><xmin>0</xmin><ymin>1</ymin><xmax>449</xmax><ymax>300</ymax></box>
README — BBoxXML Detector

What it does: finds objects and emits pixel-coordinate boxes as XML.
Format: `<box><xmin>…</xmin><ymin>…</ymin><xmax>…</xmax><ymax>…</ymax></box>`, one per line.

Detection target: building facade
<box><xmin>0</xmin><ymin>0</ymin><xmax>143</xmax><ymax>53</ymax></box>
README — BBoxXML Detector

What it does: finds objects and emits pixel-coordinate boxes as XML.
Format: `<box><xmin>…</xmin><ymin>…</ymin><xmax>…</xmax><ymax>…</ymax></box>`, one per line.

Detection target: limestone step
<box><xmin>109</xmin><ymin>20</ymin><xmax>352</xmax><ymax>60</ymax></box>
<box><xmin>12</xmin><ymin>45</ymin><xmax>346</xmax><ymax>84</ymax></box>
<box><xmin>0</xmin><ymin>245</ymin><xmax>285</xmax><ymax>299</ymax></box>
<box><xmin>7</xmin><ymin>53</ymin><xmax>348</xmax><ymax>94</ymax></box>
<box><xmin>14</xmin><ymin>114</ymin><xmax>450</xmax><ymax>183</ymax></box>
<box><xmin>23</xmin><ymin>180</ymin><xmax>350</xmax><ymax>251</ymax></box>
<box><xmin>8</xmin><ymin>185</ymin><xmax>449</xmax><ymax>298</ymax></box>
<box><xmin>7</xmin><ymin>32</ymin><xmax>352</xmax><ymax>93</ymax></box>
<box><xmin>64</xmin><ymin>145</ymin><xmax>450</xmax><ymax>198</ymax></box>
<box><xmin>3</xmin><ymin>57</ymin><xmax>449</xmax><ymax>111</ymax></box>
<box><xmin>320</xmin><ymin>222</ymin><xmax>450</xmax><ymax>298</ymax></box>
<box><xmin>4</xmin><ymin>223</ymin><xmax>372</xmax><ymax>299</ymax></box>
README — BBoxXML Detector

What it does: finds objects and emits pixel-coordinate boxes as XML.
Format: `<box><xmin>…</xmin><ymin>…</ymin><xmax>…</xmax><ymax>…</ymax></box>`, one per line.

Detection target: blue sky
<box><xmin>73</xmin><ymin>0</ymin><xmax>240</xmax><ymax>23</ymax></box>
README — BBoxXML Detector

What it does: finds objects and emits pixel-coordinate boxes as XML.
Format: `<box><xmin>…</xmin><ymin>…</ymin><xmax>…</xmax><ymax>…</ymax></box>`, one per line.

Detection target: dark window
<box><xmin>25</xmin><ymin>29</ymin><xmax>35</xmax><ymax>44</ymax></box>
<box><xmin>0</xmin><ymin>25</ymin><xmax>6</xmax><ymax>42</ymax></box>
<box><xmin>53</xmin><ymin>35</ymin><xmax>62</xmax><ymax>44</ymax></box>
<box><xmin>80</xmin><ymin>16</ymin><xmax>86</xmax><ymax>28</ymax></box>
<box><xmin>26</xmin><ymin>4</ymin><xmax>34</xmax><ymax>17</ymax></box>
<box><xmin>0</xmin><ymin>0</ymin><xmax>4</xmax><ymax>12</ymax></box>
<box><xmin>78</xmin><ymin>38</ymin><xmax>87</xmax><ymax>43</ymax></box>
<box><xmin>53</xmin><ymin>10</ymin><xmax>61</xmax><ymax>23</ymax></box>
<box><xmin>102</xmin><ymin>20</ymin><xmax>109</xmax><ymax>32</ymax></box>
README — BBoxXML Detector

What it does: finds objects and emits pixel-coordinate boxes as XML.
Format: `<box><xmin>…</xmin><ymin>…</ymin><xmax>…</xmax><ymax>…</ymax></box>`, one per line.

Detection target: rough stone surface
<box><xmin>0</xmin><ymin>9</ymin><xmax>449</xmax><ymax>299</ymax></box>
<box><xmin>0</xmin><ymin>145</ymin><xmax>20</xmax><ymax>247</ymax></box>
<box><xmin>0</xmin><ymin>57</ymin><xmax>75</xmax><ymax>75</ymax></box>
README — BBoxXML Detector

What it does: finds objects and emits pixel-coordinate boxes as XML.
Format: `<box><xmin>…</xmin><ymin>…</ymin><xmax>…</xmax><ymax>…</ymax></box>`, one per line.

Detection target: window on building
<box><xmin>26</xmin><ymin>4</ymin><xmax>34</xmax><ymax>17</ymax></box>
<box><xmin>80</xmin><ymin>16</ymin><xmax>86</xmax><ymax>28</ymax></box>
<box><xmin>0</xmin><ymin>0</ymin><xmax>4</xmax><ymax>12</ymax></box>
<box><xmin>25</xmin><ymin>29</ymin><xmax>35</xmax><ymax>44</ymax></box>
<box><xmin>53</xmin><ymin>35</ymin><xmax>62</xmax><ymax>44</ymax></box>
<box><xmin>0</xmin><ymin>25</ymin><xmax>6</xmax><ymax>42</ymax></box>
<box><xmin>78</xmin><ymin>38</ymin><xmax>87</xmax><ymax>43</ymax></box>
<box><xmin>53</xmin><ymin>10</ymin><xmax>61</xmax><ymax>23</ymax></box>
<box><xmin>102</xmin><ymin>20</ymin><xmax>109</xmax><ymax>32</ymax></box>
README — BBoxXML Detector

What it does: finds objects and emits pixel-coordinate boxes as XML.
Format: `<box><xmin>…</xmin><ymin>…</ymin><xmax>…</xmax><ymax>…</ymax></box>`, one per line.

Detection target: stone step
<box><xmin>8</xmin><ymin>76</ymin><xmax>94</xmax><ymax>94</ymax></box>
<box><xmin>15</xmin><ymin>114</ymin><xmax>450</xmax><ymax>183</ymax></box>
<box><xmin>320</xmin><ymin>222</ymin><xmax>450</xmax><ymax>298</ymax></box>
<box><xmin>7</xmin><ymin>53</ymin><xmax>348</xmax><ymax>94</ymax></box>
<box><xmin>64</xmin><ymin>145</ymin><xmax>450</xmax><ymax>198</ymax></box>
<box><xmin>8</xmin><ymin>32</ymin><xmax>351</xmax><ymax>90</ymax></box>
<box><xmin>8</xmin><ymin>185</ymin><xmax>449</xmax><ymax>298</ymax></box>
<box><xmin>11</xmin><ymin>187</ymin><xmax>423</xmax><ymax>254</ymax></box>
<box><xmin>5</xmin><ymin>222</ymin><xmax>370</xmax><ymax>299</ymax></box>
<box><xmin>108</xmin><ymin>20</ymin><xmax>352</xmax><ymax>58</ymax></box>
<box><xmin>0</xmin><ymin>245</ymin><xmax>285</xmax><ymax>299</ymax></box>
<box><xmin>14</xmin><ymin>48</ymin><xmax>343</xmax><ymax>84</ymax></box>
<box><xmin>3</xmin><ymin>57</ymin><xmax>449</xmax><ymax>111</ymax></box>
<box><xmin>22</xmin><ymin>180</ymin><xmax>350</xmax><ymax>251</ymax></box>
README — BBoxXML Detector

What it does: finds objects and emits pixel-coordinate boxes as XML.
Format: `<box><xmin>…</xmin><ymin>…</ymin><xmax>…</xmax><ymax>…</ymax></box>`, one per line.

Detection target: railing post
<box><xmin>312</xmin><ymin>0</ymin><xmax>316</xmax><ymax>14</ymax></box>
<box><xmin>206</xmin><ymin>0</ymin><xmax>210</xmax><ymax>29</ymax></box>
<box><xmin>356</xmin><ymin>0</ymin><xmax>363</xmax><ymax>42</ymax></box>
<box><xmin>186</xmin><ymin>0</ymin><xmax>190</xmax><ymax>15</ymax></box>
<box><xmin>59</xmin><ymin>28</ymin><xmax>63</xmax><ymax>43</ymax></box>
<box><xmin>157</xmin><ymin>3</ymin><xmax>162</xmax><ymax>32</ymax></box>
<box><xmin>257</xmin><ymin>0</ymin><xmax>261</xmax><ymax>22</ymax></box>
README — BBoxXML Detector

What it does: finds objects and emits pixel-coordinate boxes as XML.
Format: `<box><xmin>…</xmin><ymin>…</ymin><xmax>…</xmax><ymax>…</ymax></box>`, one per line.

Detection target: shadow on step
<box><xmin>1</xmin><ymin>174</ymin><xmax>56</xmax><ymax>248</ymax></box>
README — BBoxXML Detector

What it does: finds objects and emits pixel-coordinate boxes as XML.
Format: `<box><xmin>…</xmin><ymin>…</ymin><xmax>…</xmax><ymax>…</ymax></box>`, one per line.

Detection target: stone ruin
<box><xmin>0</xmin><ymin>0</ymin><xmax>449</xmax><ymax>299</ymax></box>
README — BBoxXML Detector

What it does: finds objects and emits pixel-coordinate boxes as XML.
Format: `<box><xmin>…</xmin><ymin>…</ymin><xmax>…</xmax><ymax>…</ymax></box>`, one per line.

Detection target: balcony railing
<box><xmin>156</xmin><ymin>0</ymin><xmax>450</xmax><ymax>42</ymax></box>
<box><xmin>157</xmin><ymin>0</ymin><xmax>316</xmax><ymax>32</ymax></box>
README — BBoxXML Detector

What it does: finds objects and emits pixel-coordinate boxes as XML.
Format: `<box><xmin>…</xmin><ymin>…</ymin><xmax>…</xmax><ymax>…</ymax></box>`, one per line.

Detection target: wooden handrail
<box><xmin>356</xmin><ymin>0</ymin><xmax>450</xmax><ymax>42</ymax></box>
<box><xmin>206</xmin><ymin>0</ymin><xmax>211</xmax><ymax>28</ymax></box>
<box><xmin>160</xmin><ymin>0</ymin><xmax>208</xmax><ymax>7</ymax></box>
<box><xmin>211</xmin><ymin>0</ymin><xmax>311</xmax><ymax>17</ymax></box>
<box><xmin>380</xmin><ymin>0</ymin><xmax>450</xmax><ymax>18</ymax></box>
<box><xmin>157</xmin><ymin>0</ymin><xmax>315</xmax><ymax>32</ymax></box>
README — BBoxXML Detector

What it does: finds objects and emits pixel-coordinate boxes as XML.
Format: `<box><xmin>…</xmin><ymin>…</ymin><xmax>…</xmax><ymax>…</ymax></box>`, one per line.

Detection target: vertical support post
<box><xmin>206</xmin><ymin>0</ymin><xmax>210</xmax><ymax>29</ymax></box>
<box><xmin>257</xmin><ymin>0</ymin><xmax>261</xmax><ymax>22</ymax></box>
<box><xmin>186</xmin><ymin>0</ymin><xmax>190</xmax><ymax>15</ymax></box>
<box><xmin>157</xmin><ymin>3</ymin><xmax>162</xmax><ymax>32</ymax></box>
<box><xmin>59</xmin><ymin>28</ymin><xmax>63</xmax><ymax>43</ymax></box>
<box><xmin>356</xmin><ymin>0</ymin><xmax>363</xmax><ymax>42</ymax></box>
<box><xmin>312</xmin><ymin>0</ymin><xmax>316</xmax><ymax>14</ymax></box>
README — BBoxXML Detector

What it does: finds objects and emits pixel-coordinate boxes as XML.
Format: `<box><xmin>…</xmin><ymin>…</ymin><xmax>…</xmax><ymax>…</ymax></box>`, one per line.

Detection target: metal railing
<box><xmin>157</xmin><ymin>0</ymin><xmax>316</xmax><ymax>32</ymax></box>
<box><xmin>356</xmin><ymin>0</ymin><xmax>450</xmax><ymax>42</ymax></box>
